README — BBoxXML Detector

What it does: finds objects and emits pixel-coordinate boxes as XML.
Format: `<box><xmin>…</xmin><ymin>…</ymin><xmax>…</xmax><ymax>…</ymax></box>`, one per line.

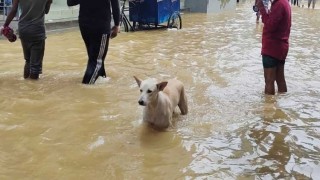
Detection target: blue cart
<box><xmin>128</xmin><ymin>0</ymin><xmax>182</xmax><ymax>30</ymax></box>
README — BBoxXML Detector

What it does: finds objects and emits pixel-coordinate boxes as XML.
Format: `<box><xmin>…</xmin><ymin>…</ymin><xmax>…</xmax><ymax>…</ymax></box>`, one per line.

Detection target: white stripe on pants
<box><xmin>89</xmin><ymin>34</ymin><xmax>108</xmax><ymax>84</ymax></box>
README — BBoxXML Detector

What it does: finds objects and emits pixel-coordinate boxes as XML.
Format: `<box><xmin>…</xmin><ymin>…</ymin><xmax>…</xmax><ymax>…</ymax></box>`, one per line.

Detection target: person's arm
<box><xmin>110</xmin><ymin>0</ymin><xmax>121</xmax><ymax>38</ymax></box>
<box><xmin>67</xmin><ymin>0</ymin><xmax>80</xmax><ymax>7</ymax></box>
<box><xmin>3</xmin><ymin>0</ymin><xmax>19</xmax><ymax>27</ymax></box>
<box><xmin>111</xmin><ymin>0</ymin><xmax>120</xmax><ymax>26</ymax></box>
<box><xmin>45</xmin><ymin>0</ymin><xmax>53</xmax><ymax>14</ymax></box>
<box><xmin>257</xmin><ymin>0</ymin><xmax>282</xmax><ymax>32</ymax></box>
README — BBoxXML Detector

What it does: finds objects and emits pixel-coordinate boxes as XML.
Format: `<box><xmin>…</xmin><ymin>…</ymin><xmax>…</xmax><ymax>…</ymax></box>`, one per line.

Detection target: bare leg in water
<box><xmin>264</xmin><ymin>63</ymin><xmax>287</xmax><ymax>95</ymax></box>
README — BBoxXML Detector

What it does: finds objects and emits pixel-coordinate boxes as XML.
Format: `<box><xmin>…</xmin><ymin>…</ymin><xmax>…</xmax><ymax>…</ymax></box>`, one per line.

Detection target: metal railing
<box><xmin>0</xmin><ymin>4</ymin><xmax>19</xmax><ymax>21</ymax></box>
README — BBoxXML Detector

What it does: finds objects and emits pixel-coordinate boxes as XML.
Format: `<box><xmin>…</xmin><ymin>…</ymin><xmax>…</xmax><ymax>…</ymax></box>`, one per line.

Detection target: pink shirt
<box><xmin>260</xmin><ymin>0</ymin><xmax>291</xmax><ymax>61</ymax></box>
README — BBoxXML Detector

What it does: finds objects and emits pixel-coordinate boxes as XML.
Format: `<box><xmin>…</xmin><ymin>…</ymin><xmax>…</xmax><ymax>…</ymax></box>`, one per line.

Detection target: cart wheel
<box><xmin>167</xmin><ymin>12</ymin><xmax>182</xmax><ymax>29</ymax></box>
<box><xmin>120</xmin><ymin>16</ymin><xmax>129</xmax><ymax>32</ymax></box>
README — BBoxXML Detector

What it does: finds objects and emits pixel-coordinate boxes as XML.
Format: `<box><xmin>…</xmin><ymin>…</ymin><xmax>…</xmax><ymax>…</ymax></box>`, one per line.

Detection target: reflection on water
<box><xmin>218</xmin><ymin>0</ymin><xmax>232</xmax><ymax>9</ymax></box>
<box><xmin>0</xmin><ymin>1</ymin><xmax>320</xmax><ymax>179</ymax></box>
<box><xmin>249</xmin><ymin>100</ymin><xmax>298</xmax><ymax>179</ymax></box>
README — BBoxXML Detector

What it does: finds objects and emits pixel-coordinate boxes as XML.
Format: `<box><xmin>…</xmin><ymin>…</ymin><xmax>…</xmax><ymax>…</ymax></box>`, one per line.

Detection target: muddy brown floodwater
<box><xmin>0</xmin><ymin>1</ymin><xmax>319</xmax><ymax>179</ymax></box>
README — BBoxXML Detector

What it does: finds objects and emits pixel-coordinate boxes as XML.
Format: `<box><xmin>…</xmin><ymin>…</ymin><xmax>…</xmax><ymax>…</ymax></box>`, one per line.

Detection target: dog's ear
<box><xmin>157</xmin><ymin>81</ymin><xmax>168</xmax><ymax>91</ymax></box>
<box><xmin>133</xmin><ymin>76</ymin><xmax>141</xmax><ymax>87</ymax></box>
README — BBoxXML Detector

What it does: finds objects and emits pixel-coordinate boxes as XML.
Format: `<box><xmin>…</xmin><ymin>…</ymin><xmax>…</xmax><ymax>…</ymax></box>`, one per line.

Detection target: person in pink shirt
<box><xmin>257</xmin><ymin>0</ymin><xmax>291</xmax><ymax>95</ymax></box>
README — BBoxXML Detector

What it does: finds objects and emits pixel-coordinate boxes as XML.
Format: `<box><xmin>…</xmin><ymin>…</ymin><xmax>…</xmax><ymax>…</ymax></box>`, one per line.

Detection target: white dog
<box><xmin>134</xmin><ymin>76</ymin><xmax>188</xmax><ymax>129</ymax></box>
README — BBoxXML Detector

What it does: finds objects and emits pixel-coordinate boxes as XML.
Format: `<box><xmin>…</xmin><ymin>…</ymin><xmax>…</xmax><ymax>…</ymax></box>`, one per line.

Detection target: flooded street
<box><xmin>0</xmin><ymin>1</ymin><xmax>320</xmax><ymax>179</ymax></box>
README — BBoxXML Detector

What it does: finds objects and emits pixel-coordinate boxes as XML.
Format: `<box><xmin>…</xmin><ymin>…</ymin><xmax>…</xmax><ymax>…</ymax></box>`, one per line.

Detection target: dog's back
<box><xmin>149</xmin><ymin>78</ymin><xmax>188</xmax><ymax>129</ymax></box>
<box><xmin>163</xmin><ymin>79</ymin><xmax>188</xmax><ymax>115</ymax></box>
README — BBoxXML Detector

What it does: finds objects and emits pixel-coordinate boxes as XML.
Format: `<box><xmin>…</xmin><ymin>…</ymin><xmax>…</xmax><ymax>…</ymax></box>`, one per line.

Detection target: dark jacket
<box><xmin>67</xmin><ymin>0</ymin><xmax>120</xmax><ymax>34</ymax></box>
<box><xmin>260</xmin><ymin>0</ymin><xmax>291</xmax><ymax>61</ymax></box>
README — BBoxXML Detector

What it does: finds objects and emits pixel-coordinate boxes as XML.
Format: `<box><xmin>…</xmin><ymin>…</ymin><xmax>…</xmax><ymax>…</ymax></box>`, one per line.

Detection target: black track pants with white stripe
<box><xmin>80</xmin><ymin>26</ymin><xmax>110</xmax><ymax>84</ymax></box>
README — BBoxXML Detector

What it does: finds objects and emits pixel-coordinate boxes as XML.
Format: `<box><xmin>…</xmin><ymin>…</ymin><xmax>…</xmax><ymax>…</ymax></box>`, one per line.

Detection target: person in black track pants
<box><xmin>67</xmin><ymin>0</ymin><xmax>120</xmax><ymax>84</ymax></box>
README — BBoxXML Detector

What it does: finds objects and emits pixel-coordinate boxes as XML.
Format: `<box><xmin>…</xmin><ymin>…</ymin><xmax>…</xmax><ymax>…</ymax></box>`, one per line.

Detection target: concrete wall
<box><xmin>185</xmin><ymin>0</ymin><xmax>236</xmax><ymax>13</ymax></box>
<box><xmin>45</xmin><ymin>0</ymin><xmax>79</xmax><ymax>23</ymax></box>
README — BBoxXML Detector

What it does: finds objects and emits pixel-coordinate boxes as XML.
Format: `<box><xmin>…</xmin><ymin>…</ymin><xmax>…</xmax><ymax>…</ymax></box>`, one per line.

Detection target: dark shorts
<box><xmin>262</xmin><ymin>55</ymin><xmax>285</xmax><ymax>68</ymax></box>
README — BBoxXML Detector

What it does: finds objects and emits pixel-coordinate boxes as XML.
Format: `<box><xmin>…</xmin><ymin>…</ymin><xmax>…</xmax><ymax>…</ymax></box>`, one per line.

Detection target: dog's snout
<box><xmin>138</xmin><ymin>100</ymin><xmax>144</xmax><ymax>106</ymax></box>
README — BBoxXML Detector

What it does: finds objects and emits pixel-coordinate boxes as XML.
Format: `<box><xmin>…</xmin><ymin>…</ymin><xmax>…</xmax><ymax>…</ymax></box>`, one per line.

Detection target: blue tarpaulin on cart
<box><xmin>129</xmin><ymin>0</ymin><xmax>180</xmax><ymax>25</ymax></box>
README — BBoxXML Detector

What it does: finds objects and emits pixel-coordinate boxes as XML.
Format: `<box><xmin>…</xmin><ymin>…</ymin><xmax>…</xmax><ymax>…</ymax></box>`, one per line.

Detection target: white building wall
<box><xmin>45</xmin><ymin>0</ymin><xmax>79</xmax><ymax>23</ymax></box>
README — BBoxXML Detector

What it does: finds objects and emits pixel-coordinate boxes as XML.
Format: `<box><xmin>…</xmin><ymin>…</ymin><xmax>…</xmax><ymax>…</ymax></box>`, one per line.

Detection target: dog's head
<box><xmin>133</xmin><ymin>76</ymin><xmax>168</xmax><ymax>106</ymax></box>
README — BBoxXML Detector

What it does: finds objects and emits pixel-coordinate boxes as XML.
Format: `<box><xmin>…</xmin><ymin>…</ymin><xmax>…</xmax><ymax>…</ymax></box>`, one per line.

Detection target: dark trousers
<box><xmin>21</xmin><ymin>39</ymin><xmax>45</xmax><ymax>75</ymax></box>
<box><xmin>80</xmin><ymin>26</ymin><xmax>110</xmax><ymax>84</ymax></box>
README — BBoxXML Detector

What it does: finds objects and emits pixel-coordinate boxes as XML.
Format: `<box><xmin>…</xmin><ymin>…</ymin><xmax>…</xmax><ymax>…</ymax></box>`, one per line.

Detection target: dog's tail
<box><xmin>178</xmin><ymin>86</ymin><xmax>188</xmax><ymax>115</ymax></box>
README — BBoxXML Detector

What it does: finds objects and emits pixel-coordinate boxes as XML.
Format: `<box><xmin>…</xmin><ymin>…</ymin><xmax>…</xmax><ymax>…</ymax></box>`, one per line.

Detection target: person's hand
<box><xmin>0</xmin><ymin>25</ymin><xmax>7</xmax><ymax>35</ymax></box>
<box><xmin>1</xmin><ymin>26</ymin><xmax>17</xmax><ymax>42</ymax></box>
<box><xmin>110</xmin><ymin>26</ymin><xmax>120</xmax><ymax>39</ymax></box>
<box><xmin>0</xmin><ymin>26</ymin><xmax>4</xmax><ymax>35</ymax></box>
